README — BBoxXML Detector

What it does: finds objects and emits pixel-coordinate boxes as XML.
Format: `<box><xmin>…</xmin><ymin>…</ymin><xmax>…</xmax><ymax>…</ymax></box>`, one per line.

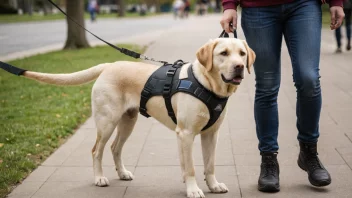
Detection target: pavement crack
<box><xmin>228</xmin><ymin>117</ymin><xmax>243</xmax><ymax>198</ymax></box>
<box><xmin>122</xmin><ymin>186</ymin><xmax>129</xmax><ymax>197</ymax></box>
<box><xmin>335</xmin><ymin>148</ymin><xmax>352</xmax><ymax>171</ymax></box>
<box><xmin>134</xmin><ymin>122</ymin><xmax>154</xmax><ymax>170</ymax></box>
<box><xmin>345</xmin><ymin>133</ymin><xmax>352</xmax><ymax>144</ymax></box>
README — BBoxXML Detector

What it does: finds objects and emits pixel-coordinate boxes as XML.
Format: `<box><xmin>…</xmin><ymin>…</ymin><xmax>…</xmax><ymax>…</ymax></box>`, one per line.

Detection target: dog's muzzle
<box><xmin>221</xmin><ymin>66</ymin><xmax>244</xmax><ymax>85</ymax></box>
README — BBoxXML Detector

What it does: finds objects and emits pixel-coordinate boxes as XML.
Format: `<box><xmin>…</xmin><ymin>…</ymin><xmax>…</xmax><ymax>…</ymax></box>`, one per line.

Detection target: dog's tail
<box><xmin>23</xmin><ymin>63</ymin><xmax>109</xmax><ymax>86</ymax></box>
<box><xmin>0</xmin><ymin>60</ymin><xmax>109</xmax><ymax>86</ymax></box>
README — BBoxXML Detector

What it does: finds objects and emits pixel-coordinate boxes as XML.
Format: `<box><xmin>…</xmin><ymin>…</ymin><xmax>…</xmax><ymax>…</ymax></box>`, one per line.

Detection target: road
<box><xmin>0</xmin><ymin>15</ymin><xmax>183</xmax><ymax>58</ymax></box>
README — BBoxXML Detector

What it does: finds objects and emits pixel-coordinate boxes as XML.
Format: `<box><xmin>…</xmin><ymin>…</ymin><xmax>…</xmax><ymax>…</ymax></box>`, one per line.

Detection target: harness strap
<box><xmin>183</xmin><ymin>66</ymin><xmax>228</xmax><ymax>130</ymax></box>
<box><xmin>139</xmin><ymin>87</ymin><xmax>152</xmax><ymax>118</ymax></box>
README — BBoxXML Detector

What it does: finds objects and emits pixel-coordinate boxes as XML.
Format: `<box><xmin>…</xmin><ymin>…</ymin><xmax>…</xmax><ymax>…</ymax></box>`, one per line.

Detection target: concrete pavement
<box><xmin>6</xmin><ymin>14</ymin><xmax>352</xmax><ymax>198</ymax></box>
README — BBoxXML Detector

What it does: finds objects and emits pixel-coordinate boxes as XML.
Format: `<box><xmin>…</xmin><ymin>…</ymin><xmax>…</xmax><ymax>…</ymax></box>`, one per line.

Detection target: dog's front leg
<box><xmin>201</xmin><ymin>130</ymin><xmax>228</xmax><ymax>193</ymax></box>
<box><xmin>177</xmin><ymin>130</ymin><xmax>205</xmax><ymax>198</ymax></box>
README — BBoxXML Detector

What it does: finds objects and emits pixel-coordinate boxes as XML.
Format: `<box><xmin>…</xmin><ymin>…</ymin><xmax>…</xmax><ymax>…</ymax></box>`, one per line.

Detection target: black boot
<box><xmin>298</xmin><ymin>142</ymin><xmax>331</xmax><ymax>187</ymax></box>
<box><xmin>258</xmin><ymin>152</ymin><xmax>280</xmax><ymax>192</ymax></box>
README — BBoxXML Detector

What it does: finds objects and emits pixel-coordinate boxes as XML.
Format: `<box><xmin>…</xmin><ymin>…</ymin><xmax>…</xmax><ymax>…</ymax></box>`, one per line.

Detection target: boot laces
<box><xmin>307</xmin><ymin>153</ymin><xmax>322</xmax><ymax>171</ymax></box>
<box><xmin>262</xmin><ymin>158</ymin><xmax>278</xmax><ymax>177</ymax></box>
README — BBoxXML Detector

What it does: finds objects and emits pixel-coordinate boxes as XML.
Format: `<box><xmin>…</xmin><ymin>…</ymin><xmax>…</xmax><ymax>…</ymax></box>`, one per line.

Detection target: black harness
<box><xmin>139</xmin><ymin>60</ymin><xmax>228</xmax><ymax>131</ymax></box>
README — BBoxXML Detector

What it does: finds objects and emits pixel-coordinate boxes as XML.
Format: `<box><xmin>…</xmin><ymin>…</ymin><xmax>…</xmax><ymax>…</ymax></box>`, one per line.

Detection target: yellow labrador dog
<box><xmin>21</xmin><ymin>38</ymin><xmax>255</xmax><ymax>198</ymax></box>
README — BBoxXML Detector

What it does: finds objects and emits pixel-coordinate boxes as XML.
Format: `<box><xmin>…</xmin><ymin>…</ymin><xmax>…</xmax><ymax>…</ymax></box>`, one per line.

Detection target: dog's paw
<box><xmin>208</xmin><ymin>182</ymin><xmax>228</xmax><ymax>193</ymax></box>
<box><xmin>95</xmin><ymin>176</ymin><xmax>109</xmax><ymax>187</ymax></box>
<box><xmin>118</xmin><ymin>170</ymin><xmax>134</xmax><ymax>181</ymax></box>
<box><xmin>187</xmin><ymin>187</ymin><xmax>205</xmax><ymax>198</ymax></box>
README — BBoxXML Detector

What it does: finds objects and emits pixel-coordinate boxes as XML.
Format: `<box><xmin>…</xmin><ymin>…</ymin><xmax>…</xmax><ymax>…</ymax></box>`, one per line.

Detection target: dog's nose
<box><xmin>234</xmin><ymin>65</ymin><xmax>244</xmax><ymax>73</ymax></box>
<box><xmin>235</xmin><ymin>65</ymin><xmax>244</xmax><ymax>69</ymax></box>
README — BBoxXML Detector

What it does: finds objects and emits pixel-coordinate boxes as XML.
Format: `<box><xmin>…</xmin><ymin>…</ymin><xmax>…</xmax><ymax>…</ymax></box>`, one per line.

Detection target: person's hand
<box><xmin>220</xmin><ymin>9</ymin><xmax>237</xmax><ymax>33</ymax></box>
<box><xmin>330</xmin><ymin>6</ymin><xmax>345</xmax><ymax>30</ymax></box>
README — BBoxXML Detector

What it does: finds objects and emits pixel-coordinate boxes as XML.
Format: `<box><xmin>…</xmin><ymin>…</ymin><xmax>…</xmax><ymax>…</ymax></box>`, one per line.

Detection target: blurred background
<box><xmin>0</xmin><ymin>0</ymin><xmax>223</xmax><ymax>21</ymax></box>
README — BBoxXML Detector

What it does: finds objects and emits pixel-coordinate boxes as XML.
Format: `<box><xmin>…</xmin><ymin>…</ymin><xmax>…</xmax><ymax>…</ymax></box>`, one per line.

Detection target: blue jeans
<box><xmin>90</xmin><ymin>10</ymin><xmax>96</xmax><ymax>21</ymax></box>
<box><xmin>241</xmin><ymin>0</ymin><xmax>322</xmax><ymax>152</ymax></box>
<box><xmin>335</xmin><ymin>9</ymin><xmax>351</xmax><ymax>48</ymax></box>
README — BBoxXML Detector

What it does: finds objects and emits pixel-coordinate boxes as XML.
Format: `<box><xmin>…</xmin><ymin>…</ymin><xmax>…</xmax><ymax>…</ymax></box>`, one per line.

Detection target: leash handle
<box><xmin>219</xmin><ymin>29</ymin><xmax>238</xmax><ymax>38</ymax></box>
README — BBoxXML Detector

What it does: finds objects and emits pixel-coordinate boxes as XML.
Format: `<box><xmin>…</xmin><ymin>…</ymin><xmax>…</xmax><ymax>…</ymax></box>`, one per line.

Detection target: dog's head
<box><xmin>196</xmin><ymin>38</ymin><xmax>256</xmax><ymax>86</ymax></box>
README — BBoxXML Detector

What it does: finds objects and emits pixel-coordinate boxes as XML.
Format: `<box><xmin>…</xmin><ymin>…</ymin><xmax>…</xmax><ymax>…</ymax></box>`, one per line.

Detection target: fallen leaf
<box><xmin>36</xmin><ymin>144</ymin><xmax>40</xmax><ymax>147</ymax></box>
<box><xmin>0</xmin><ymin>143</ymin><xmax>4</xmax><ymax>148</ymax></box>
<box><xmin>27</xmin><ymin>153</ymin><xmax>31</xmax><ymax>156</ymax></box>
<box><xmin>56</xmin><ymin>114</ymin><xmax>61</xmax><ymax>118</ymax></box>
<box><xmin>0</xmin><ymin>159</ymin><xmax>3</xmax><ymax>164</ymax></box>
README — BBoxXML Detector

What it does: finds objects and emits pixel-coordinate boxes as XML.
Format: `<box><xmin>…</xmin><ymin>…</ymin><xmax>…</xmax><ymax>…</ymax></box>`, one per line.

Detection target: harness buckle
<box><xmin>167</xmin><ymin>69</ymin><xmax>176</xmax><ymax>77</ymax></box>
<box><xmin>163</xmin><ymin>84</ymin><xmax>171</xmax><ymax>97</ymax></box>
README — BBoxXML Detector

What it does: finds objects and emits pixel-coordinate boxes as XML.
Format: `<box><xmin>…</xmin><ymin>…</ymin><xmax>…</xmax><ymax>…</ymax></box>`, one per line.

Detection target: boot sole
<box><xmin>297</xmin><ymin>159</ymin><xmax>331</xmax><ymax>187</ymax></box>
<box><xmin>258</xmin><ymin>184</ymin><xmax>280</xmax><ymax>192</ymax></box>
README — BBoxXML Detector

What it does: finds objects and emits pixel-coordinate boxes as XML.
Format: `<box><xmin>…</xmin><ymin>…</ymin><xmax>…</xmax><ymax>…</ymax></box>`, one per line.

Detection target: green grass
<box><xmin>0</xmin><ymin>12</ymin><xmax>158</xmax><ymax>23</ymax></box>
<box><xmin>0</xmin><ymin>44</ymin><xmax>143</xmax><ymax>198</ymax></box>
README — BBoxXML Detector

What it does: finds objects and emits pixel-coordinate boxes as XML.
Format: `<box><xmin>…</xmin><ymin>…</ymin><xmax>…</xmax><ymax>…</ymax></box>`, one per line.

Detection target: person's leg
<box><xmin>283</xmin><ymin>0</ymin><xmax>331</xmax><ymax>187</ymax></box>
<box><xmin>345</xmin><ymin>9</ymin><xmax>351</xmax><ymax>50</ymax></box>
<box><xmin>335</xmin><ymin>26</ymin><xmax>342</xmax><ymax>52</ymax></box>
<box><xmin>241</xmin><ymin>5</ymin><xmax>283</xmax><ymax>192</ymax></box>
<box><xmin>242</xmin><ymin>6</ymin><xmax>283</xmax><ymax>154</ymax></box>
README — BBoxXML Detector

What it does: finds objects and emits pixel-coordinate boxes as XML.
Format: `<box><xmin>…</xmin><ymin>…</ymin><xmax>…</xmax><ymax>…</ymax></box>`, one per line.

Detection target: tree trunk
<box><xmin>64</xmin><ymin>0</ymin><xmax>90</xmax><ymax>49</ymax></box>
<box><xmin>116</xmin><ymin>0</ymin><xmax>125</xmax><ymax>17</ymax></box>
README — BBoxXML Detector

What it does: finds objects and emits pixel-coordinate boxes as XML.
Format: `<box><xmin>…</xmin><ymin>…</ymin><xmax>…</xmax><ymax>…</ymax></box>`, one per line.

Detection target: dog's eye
<box><xmin>240</xmin><ymin>51</ymin><xmax>246</xmax><ymax>56</ymax></box>
<box><xmin>220</xmin><ymin>51</ymin><xmax>228</xmax><ymax>56</ymax></box>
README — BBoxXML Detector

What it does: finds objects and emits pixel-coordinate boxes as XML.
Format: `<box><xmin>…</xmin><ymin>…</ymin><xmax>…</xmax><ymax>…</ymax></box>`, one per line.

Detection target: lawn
<box><xmin>0</xmin><ymin>12</ymin><xmax>158</xmax><ymax>23</ymax></box>
<box><xmin>0</xmin><ymin>44</ymin><xmax>143</xmax><ymax>198</ymax></box>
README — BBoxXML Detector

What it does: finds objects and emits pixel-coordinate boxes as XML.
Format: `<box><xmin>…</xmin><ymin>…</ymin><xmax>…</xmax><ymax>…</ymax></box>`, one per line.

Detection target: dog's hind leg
<box><xmin>91</xmin><ymin>89</ymin><xmax>122</xmax><ymax>187</ymax></box>
<box><xmin>92</xmin><ymin>113</ymin><xmax>118</xmax><ymax>187</ymax></box>
<box><xmin>111</xmin><ymin>108</ymin><xmax>138</xmax><ymax>181</ymax></box>
<box><xmin>201</xmin><ymin>130</ymin><xmax>228</xmax><ymax>193</ymax></box>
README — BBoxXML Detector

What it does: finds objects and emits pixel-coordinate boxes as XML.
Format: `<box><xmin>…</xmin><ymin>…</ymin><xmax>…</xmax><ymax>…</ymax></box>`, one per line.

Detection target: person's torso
<box><xmin>240</xmin><ymin>0</ymin><xmax>294</xmax><ymax>8</ymax></box>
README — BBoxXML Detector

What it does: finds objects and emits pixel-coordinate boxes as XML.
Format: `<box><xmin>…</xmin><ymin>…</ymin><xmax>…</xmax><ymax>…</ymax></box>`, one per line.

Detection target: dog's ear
<box><xmin>196</xmin><ymin>40</ymin><xmax>218</xmax><ymax>71</ymax></box>
<box><xmin>242</xmin><ymin>40</ymin><xmax>256</xmax><ymax>74</ymax></box>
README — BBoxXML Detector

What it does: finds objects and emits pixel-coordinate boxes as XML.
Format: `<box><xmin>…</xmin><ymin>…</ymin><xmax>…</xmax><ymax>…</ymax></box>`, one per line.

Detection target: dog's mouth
<box><xmin>221</xmin><ymin>74</ymin><xmax>243</xmax><ymax>85</ymax></box>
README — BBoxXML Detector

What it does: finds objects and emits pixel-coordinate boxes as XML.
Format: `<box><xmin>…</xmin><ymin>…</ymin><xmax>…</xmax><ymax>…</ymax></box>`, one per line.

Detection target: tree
<box><xmin>64</xmin><ymin>0</ymin><xmax>90</xmax><ymax>49</ymax></box>
<box><xmin>116</xmin><ymin>0</ymin><xmax>125</xmax><ymax>17</ymax></box>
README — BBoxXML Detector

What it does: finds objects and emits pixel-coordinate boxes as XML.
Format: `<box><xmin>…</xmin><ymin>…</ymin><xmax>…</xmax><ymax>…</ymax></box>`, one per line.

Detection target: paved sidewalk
<box><xmin>7</xmin><ymin>14</ymin><xmax>352</xmax><ymax>198</ymax></box>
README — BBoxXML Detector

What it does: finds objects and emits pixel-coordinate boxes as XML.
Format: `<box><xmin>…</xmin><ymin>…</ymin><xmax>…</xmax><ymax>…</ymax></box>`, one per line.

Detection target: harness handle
<box><xmin>219</xmin><ymin>29</ymin><xmax>238</xmax><ymax>39</ymax></box>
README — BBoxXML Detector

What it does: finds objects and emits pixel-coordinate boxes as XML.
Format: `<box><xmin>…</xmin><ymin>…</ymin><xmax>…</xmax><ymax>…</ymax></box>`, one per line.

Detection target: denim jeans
<box><xmin>241</xmin><ymin>0</ymin><xmax>322</xmax><ymax>152</ymax></box>
<box><xmin>335</xmin><ymin>9</ymin><xmax>351</xmax><ymax>48</ymax></box>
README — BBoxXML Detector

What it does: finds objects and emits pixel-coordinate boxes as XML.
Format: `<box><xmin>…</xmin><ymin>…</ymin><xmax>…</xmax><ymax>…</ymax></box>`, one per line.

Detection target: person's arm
<box><xmin>220</xmin><ymin>0</ymin><xmax>239</xmax><ymax>33</ymax></box>
<box><xmin>328</xmin><ymin>0</ymin><xmax>344</xmax><ymax>7</ymax></box>
<box><xmin>324</xmin><ymin>0</ymin><xmax>345</xmax><ymax>30</ymax></box>
<box><xmin>222</xmin><ymin>0</ymin><xmax>239</xmax><ymax>10</ymax></box>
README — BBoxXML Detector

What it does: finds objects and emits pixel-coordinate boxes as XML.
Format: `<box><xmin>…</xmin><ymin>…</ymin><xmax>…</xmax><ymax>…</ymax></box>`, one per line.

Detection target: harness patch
<box><xmin>214</xmin><ymin>104</ymin><xmax>223</xmax><ymax>112</ymax></box>
<box><xmin>178</xmin><ymin>80</ymin><xmax>192</xmax><ymax>89</ymax></box>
